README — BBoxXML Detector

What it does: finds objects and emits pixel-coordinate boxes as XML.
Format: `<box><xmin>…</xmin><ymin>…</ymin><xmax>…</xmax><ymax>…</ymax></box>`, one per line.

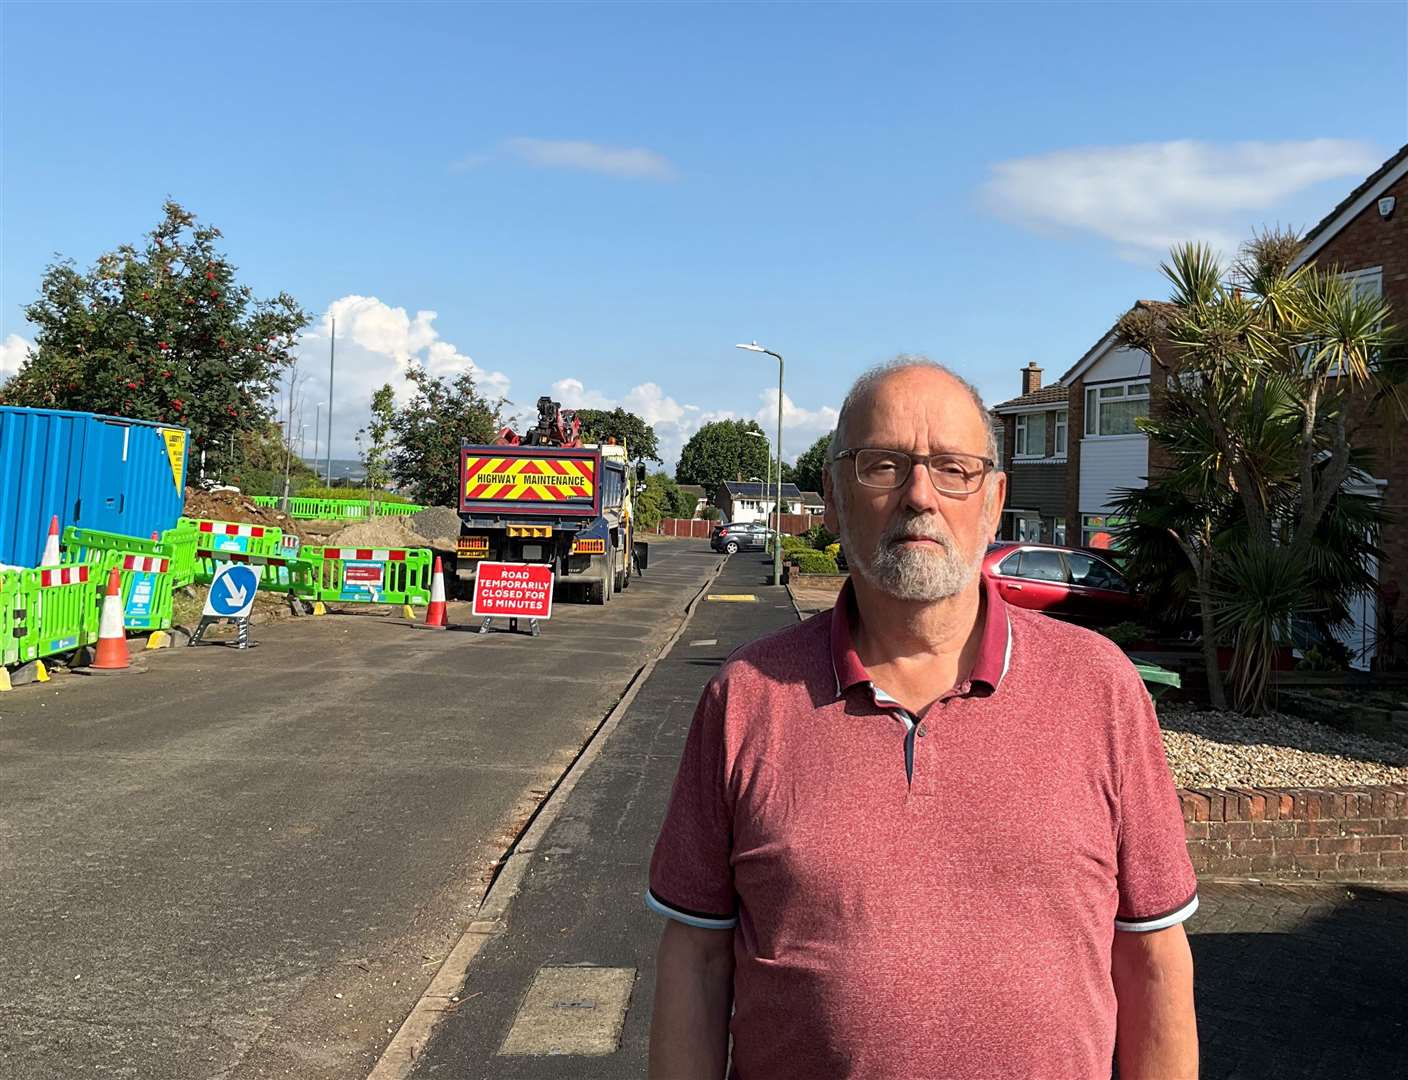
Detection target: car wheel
<box><xmin>724</xmin><ymin>541</ymin><xmax>739</xmax><ymax>555</ymax></box>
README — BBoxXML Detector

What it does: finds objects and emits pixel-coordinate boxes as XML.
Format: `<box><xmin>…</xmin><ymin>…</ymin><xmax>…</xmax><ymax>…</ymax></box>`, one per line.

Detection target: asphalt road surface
<box><xmin>0</xmin><ymin>539</ymin><xmax>721</xmax><ymax>1080</ymax></box>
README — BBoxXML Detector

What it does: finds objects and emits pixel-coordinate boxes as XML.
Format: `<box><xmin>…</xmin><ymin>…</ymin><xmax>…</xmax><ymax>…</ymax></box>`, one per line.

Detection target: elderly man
<box><xmin>645</xmin><ymin>358</ymin><xmax>1197</xmax><ymax>1080</ymax></box>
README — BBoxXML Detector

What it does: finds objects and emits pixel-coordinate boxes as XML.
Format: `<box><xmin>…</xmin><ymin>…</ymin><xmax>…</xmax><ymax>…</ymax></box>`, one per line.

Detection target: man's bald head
<box><xmin>828</xmin><ymin>356</ymin><xmax>998</xmax><ymax>473</ymax></box>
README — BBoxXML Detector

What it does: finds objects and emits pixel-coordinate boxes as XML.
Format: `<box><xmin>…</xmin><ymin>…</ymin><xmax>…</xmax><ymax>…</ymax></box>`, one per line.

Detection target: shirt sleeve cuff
<box><xmin>1114</xmin><ymin>890</ymin><xmax>1199</xmax><ymax>932</ymax></box>
<box><xmin>645</xmin><ymin>888</ymin><xmax>738</xmax><ymax>930</ymax></box>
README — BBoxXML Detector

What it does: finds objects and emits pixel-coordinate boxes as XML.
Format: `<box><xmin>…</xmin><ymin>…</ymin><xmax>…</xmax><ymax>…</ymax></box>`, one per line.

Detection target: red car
<box><xmin>982</xmin><ymin>542</ymin><xmax>1138</xmax><ymax>626</ymax></box>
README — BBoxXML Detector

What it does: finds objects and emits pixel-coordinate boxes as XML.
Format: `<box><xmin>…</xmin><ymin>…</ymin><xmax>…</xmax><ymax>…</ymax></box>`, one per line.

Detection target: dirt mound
<box><xmin>326</xmin><ymin>516</ymin><xmax>433</xmax><ymax>550</ymax></box>
<box><xmin>405</xmin><ymin>506</ymin><xmax>462</xmax><ymax>548</ymax></box>
<box><xmin>182</xmin><ymin>488</ymin><xmax>308</xmax><ymax>538</ymax></box>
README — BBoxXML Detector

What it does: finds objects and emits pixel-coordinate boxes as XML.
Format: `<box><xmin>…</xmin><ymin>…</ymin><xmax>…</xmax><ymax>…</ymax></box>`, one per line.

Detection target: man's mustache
<box><xmin>880</xmin><ymin>518</ymin><xmax>953</xmax><ymax>550</ymax></box>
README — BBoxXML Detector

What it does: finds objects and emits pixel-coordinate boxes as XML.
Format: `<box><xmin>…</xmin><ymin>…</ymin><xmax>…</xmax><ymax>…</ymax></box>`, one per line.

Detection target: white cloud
<box><xmin>294</xmin><ymin>296</ymin><xmax>511</xmax><ymax>457</ymax></box>
<box><xmin>754</xmin><ymin>389</ymin><xmax>839</xmax><ymax>462</ymax></box>
<box><xmin>501</xmin><ymin>137</ymin><xmax>676</xmax><ymax>180</ymax></box>
<box><xmin>551</xmin><ymin>377</ymin><xmax>615</xmax><ymax>409</ymax></box>
<box><xmin>981</xmin><ymin>139</ymin><xmax>1381</xmax><ymax>260</ymax></box>
<box><xmin>0</xmin><ymin>333</ymin><xmax>33</xmax><ymax>380</ymax></box>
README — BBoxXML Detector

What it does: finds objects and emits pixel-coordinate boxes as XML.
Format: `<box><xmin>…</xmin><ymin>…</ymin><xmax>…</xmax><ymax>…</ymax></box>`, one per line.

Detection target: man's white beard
<box><xmin>836</xmin><ymin>487</ymin><xmax>989</xmax><ymax>602</ymax></box>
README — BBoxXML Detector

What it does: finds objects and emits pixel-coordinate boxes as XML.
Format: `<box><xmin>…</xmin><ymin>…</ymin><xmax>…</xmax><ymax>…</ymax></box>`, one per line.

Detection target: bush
<box><xmin>1098</xmin><ymin>621</ymin><xmax>1150</xmax><ymax>649</ymax></box>
<box><xmin>781</xmin><ymin>534</ymin><xmax>810</xmax><ymax>554</ymax></box>
<box><xmin>296</xmin><ymin>484</ymin><xmax>415</xmax><ymax>504</ymax></box>
<box><xmin>803</xmin><ymin>524</ymin><xmax>838</xmax><ymax>550</ymax></box>
<box><xmin>791</xmin><ymin>549</ymin><xmax>840</xmax><ymax>575</ymax></box>
<box><xmin>824</xmin><ymin>542</ymin><xmax>841</xmax><ymax>559</ymax></box>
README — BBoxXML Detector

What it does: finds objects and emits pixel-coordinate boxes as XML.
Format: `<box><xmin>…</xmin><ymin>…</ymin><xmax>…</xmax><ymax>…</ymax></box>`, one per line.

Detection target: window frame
<box><xmin>1083</xmin><ymin>379</ymin><xmax>1150</xmax><ymax>438</ymax></box>
<box><xmin>1053</xmin><ymin>410</ymin><xmax>1068</xmax><ymax>456</ymax></box>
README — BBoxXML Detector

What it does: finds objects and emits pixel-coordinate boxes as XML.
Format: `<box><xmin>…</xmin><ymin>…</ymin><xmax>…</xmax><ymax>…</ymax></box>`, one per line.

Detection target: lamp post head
<box><xmin>735</xmin><ymin>342</ymin><xmax>767</xmax><ymax>354</ymax></box>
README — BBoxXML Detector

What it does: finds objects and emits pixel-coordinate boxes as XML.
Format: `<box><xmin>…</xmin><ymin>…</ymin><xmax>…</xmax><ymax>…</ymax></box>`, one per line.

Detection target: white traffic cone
<box><xmin>40</xmin><ymin>515</ymin><xmax>61</xmax><ymax>567</ymax></box>
<box><xmin>90</xmin><ymin>568</ymin><xmax>130</xmax><ymax>670</ymax></box>
<box><xmin>424</xmin><ymin>556</ymin><xmax>448</xmax><ymax>628</ymax></box>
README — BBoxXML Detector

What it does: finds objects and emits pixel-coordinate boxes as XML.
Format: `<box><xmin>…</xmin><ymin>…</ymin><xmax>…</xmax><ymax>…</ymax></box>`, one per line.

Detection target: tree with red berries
<box><xmin>0</xmin><ymin>201</ymin><xmax>308</xmax><ymax>458</ymax></box>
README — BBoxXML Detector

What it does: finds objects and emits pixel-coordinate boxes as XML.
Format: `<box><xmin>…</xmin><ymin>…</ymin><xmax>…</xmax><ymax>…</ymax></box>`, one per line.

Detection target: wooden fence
<box><xmin>654</xmin><ymin>514</ymin><xmax>824</xmax><ymax>538</ymax></box>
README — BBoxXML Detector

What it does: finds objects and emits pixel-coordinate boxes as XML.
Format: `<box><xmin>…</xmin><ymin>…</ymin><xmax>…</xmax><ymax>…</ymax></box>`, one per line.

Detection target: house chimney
<box><xmin>1021</xmin><ymin>361</ymin><xmax>1043</xmax><ymax>395</ymax></box>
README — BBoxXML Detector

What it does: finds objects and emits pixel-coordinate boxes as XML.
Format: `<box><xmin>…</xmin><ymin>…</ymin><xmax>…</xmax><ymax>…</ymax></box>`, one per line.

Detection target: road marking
<box><xmin>498</xmin><ymin>967</ymin><xmax>635</xmax><ymax>1056</ymax></box>
<box><xmin>707</xmin><ymin>594</ymin><xmax>757</xmax><ymax>603</ymax></box>
<box><xmin>688</xmin><ymin>638</ymin><xmax>718</xmax><ymax>646</ymax></box>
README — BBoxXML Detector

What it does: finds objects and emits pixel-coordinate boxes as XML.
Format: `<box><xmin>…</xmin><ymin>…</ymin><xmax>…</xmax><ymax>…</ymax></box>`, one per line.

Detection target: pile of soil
<box><xmin>182</xmin><ymin>488</ymin><xmax>309</xmax><ymax>538</ymax></box>
<box><xmin>326</xmin><ymin>506</ymin><xmax>461</xmax><ymax>553</ymax></box>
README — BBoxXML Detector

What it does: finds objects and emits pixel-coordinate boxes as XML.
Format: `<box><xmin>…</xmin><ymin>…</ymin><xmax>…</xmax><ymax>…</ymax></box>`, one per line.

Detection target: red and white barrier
<box><xmin>120</xmin><ymin>555</ymin><xmax>170</xmax><ymax>573</ymax></box>
<box><xmin>39</xmin><ymin>565</ymin><xmax>89</xmax><ymax>588</ymax></box>
<box><xmin>322</xmin><ymin>548</ymin><xmax>409</xmax><ymax>562</ymax></box>
<box><xmin>197</xmin><ymin>521</ymin><xmax>266</xmax><ymax>537</ymax></box>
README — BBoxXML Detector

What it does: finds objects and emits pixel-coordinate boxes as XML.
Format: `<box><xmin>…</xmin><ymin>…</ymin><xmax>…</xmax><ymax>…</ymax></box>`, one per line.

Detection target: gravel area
<box><xmin>1158</xmin><ymin>705</ymin><xmax>1408</xmax><ymax>788</ymax></box>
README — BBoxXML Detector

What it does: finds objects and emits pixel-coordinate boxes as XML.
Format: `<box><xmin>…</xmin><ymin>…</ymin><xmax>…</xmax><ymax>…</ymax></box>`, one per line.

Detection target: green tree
<box><xmin>387</xmin><ymin>364</ymin><xmax>504</xmax><ymax>506</ymax></box>
<box><xmin>676</xmin><ymin>420</ymin><xmax>770</xmax><ymax>494</ymax></box>
<box><xmin>1114</xmin><ymin>231</ymin><xmax>1400</xmax><ymax>711</ymax></box>
<box><xmin>792</xmin><ymin>432</ymin><xmax>833</xmax><ymax>495</ymax></box>
<box><xmin>358</xmin><ymin>384</ymin><xmax>396</xmax><ymax>516</ymax></box>
<box><xmin>633</xmin><ymin>471</ymin><xmax>689</xmax><ymax>529</ymax></box>
<box><xmin>574</xmin><ymin>406</ymin><xmax>662</xmax><ymax>464</ymax></box>
<box><xmin>1</xmin><ymin>201</ymin><xmax>307</xmax><ymax>458</ymax></box>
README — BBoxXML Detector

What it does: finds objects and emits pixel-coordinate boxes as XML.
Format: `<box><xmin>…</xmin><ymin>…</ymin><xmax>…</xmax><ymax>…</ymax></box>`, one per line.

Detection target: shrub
<box><xmin>781</xmin><ymin>534</ymin><xmax>810</xmax><ymax>554</ymax></box>
<box><xmin>803</xmin><ymin>524</ymin><xmax>838</xmax><ymax>550</ymax></box>
<box><xmin>1098</xmin><ymin>621</ymin><xmax>1150</xmax><ymax>649</ymax></box>
<box><xmin>824</xmin><ymin>542</ymin><xmax>841</xmax><ymax>559</ymax></box>
<box><xmin>792</xmin><ymin>549</ymin><xmax>839</xmax><ymax>575</ymax></box>
<box><xmin>296</xmin><ymin>484</ymin><xmax>415</xmax><ymax>504</ymax></box>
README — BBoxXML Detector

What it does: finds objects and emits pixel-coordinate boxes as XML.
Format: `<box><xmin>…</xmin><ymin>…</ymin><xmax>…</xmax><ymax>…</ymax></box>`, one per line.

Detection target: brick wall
<box><xmin>1180</xmin><ymin>784</ymin><xmax>1408</xmax><ymax>881</ymax></box>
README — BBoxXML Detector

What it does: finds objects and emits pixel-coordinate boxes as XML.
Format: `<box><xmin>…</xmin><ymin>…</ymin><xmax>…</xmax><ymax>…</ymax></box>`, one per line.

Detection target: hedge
<box><xmin>791</xmin><ymin>550</ymin><xmax>840</xmax><ymax>574</ymax></box>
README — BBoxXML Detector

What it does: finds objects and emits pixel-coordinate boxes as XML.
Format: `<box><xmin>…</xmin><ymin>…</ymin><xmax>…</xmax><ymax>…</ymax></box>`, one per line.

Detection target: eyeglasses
<box><xmin>834</xmin><ymin>448</ymin><xmax>995</xmax><ymax>494</ymax></box>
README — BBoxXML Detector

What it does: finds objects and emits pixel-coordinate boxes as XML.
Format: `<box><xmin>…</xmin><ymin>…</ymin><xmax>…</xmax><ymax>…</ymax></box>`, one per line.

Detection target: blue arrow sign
<box><xmin>204</xmin><ymin>563</ymin><xmax>261</xmax><ymax>619</ymax></box>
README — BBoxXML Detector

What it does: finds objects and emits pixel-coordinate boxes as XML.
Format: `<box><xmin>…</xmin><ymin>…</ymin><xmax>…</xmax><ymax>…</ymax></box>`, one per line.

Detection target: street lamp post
<box><xmin>313</xmin><ymin>402</ymin><xmax>325</xmax><ymax>472</ymax></box>
<box><xmin>736</xmin><ymin>342</ymin><xmax>785</xmax><ymax>585</ymax></box>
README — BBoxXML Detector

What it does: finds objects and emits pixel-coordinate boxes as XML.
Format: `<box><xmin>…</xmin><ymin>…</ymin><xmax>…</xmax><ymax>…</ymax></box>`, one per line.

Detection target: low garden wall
<box><xmin>1180</xmin><ymin>785</ymin><xmax>1408</xmax><ymax>882</ymax></box>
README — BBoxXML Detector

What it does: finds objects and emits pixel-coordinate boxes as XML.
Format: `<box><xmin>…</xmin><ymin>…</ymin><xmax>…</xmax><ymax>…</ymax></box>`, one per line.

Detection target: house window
<box><xmin>1081</xmin><ymin>513</ymin><xmax>1126</xmax><ymax>548</ymax></box>
<box><xmin>1053</xmin><ymin>410</ymin><xmax>1067</xmax><ymax>456</ymax></box>
<box><xmin>1084</xmin><ymin>381</ymin><xmax>1149</xmax><ymax>436</ymax></box>
<box><xmin>1015</xmin><ymin>413</ymin><xmax>1047</xmax><ymax>457</ymax></box>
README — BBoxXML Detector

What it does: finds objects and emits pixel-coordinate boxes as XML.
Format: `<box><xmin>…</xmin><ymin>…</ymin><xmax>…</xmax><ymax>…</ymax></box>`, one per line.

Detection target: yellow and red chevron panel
<box><xmin>460</xmin><ymin>451</ymin><xmax>597</xmax><ymax>511</ymax></box>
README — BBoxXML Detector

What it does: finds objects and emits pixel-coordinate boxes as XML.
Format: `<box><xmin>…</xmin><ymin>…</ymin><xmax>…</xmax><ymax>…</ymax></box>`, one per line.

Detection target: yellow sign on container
<box><xmin>159</xmin><ymin>428</ymin><xmax>187</xmax><ymax>490</ymax></box>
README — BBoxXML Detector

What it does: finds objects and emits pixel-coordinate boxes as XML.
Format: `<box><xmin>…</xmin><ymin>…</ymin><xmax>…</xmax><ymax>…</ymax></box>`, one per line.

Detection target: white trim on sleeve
<box><xmin>645</xmin><ymin>889</ymin><xmax>739</xmax><ymax>930</ymax></box>
<box><xmin>1115</xmin><ymin>892</ymin><xmax>1199</xmax><ymax>932</ymax></box>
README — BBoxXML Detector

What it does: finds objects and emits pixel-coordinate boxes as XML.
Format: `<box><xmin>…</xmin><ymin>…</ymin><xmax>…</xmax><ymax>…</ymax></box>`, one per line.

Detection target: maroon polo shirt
<box><xmin>647</xmin><ymin>575</ymin><xmax>1197</xmax><ymax>1080</ymax></box>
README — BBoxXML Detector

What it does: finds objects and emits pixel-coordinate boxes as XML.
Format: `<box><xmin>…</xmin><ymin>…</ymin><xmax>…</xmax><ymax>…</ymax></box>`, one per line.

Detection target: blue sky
<box><xmin>2</xmin><ymin>1</ymin><xmax>1405</xmax><ymax>467</ymax></box>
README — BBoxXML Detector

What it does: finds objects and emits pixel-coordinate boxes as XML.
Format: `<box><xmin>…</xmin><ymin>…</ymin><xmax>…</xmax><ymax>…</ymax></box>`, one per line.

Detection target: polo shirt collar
<box><xmin>829</xmin><ymin>572</ymin><xmax>1013</xmax><ymax>701</ymax></box>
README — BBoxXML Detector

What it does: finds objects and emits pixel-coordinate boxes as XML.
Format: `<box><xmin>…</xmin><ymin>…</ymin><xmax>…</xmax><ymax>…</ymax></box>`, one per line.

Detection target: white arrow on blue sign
<box><xmin>203</xmin><ymin>563</ymin><xmax>262</xmax><ymax>619</ymax></box>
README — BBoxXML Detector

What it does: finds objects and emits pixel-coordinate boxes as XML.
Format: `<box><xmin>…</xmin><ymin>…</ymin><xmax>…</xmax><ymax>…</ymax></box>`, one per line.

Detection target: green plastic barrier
<box><xmin>299</xmin><ymin>545</ymin><xmax>432</xmax><ymax>606</ymax></box>
<box><xmin>1</xmin><ymin>571</ymin><xmax>20</xmax><ymax>667</ymax></box>
<box><xmin>249</xmin><ymin>496</ymin><xmax>425</xmax><ymax>520</ymax></box>
<box><xmin>61</xmin><ymin>527</ymin><xmax>175</xmax><ymax>632</ymax></box>
<box><xmin>181</xmin><ymin>517</ymin><xmax>285</xmax><ymax>557</ymax></box>
<box><xmin>11</xmin><ymin>564</ymin><xmax>101</xmax><ymax>663</ymax></box>
<box><xmin>161</xmin><ymin>523</ymin><xmax>200</xmax><ymax>589</ymax></box>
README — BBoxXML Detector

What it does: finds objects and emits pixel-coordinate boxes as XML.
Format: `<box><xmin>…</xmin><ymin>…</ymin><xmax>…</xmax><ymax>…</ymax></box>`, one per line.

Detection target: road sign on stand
<box><xmin>192</xmin><ymin>562</ymin><xmax>262</xmax><ymax>648</ymax></box>
<box><xmin>472</xmin><ymin>561</ymin><xmax>553</xmax><ymax>636</ymax></box>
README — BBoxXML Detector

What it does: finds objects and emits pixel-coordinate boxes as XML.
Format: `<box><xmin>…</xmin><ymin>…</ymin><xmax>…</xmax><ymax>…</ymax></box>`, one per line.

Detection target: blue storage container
<box><xmin>0</xmin><ymin>406</ymin><xmax>189</xmax><ymax>568</ymax></box>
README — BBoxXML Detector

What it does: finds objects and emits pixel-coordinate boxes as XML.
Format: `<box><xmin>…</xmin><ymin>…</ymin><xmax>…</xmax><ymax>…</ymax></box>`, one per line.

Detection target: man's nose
<box><xmin>899</xmin><ymin>459</ymin><xmax>944</xmax><ymax>514</ymax></box>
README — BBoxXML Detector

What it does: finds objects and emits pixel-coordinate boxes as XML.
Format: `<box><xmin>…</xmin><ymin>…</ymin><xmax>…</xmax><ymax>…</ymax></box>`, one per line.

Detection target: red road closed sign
<box><xmin>472</xmin><ymin>561</ymin><xmax>555</xmax><ymax>620</ymax></box>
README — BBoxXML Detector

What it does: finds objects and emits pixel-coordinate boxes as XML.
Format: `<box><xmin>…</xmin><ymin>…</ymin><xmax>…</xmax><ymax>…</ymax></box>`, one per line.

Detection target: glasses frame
<box><xmin>834</xmin><ymin>447</ymin><xmax>997</xmax><ymax>494</ymax></box>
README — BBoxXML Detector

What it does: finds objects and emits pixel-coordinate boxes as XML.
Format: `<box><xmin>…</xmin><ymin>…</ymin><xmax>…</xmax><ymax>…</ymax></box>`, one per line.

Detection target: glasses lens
<box><xmin>927</xmin><ymin>455</ymin><xmax>983</xmax><ymax>493</ymax></box>
<box><xmin>854</xmin><ymin>449</ymin><xmax>911</xmax><ymax>489</ymax></box>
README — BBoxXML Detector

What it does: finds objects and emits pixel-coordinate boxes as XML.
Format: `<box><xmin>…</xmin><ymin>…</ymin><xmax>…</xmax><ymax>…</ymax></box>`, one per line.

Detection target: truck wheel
<box><xmin>621</xmin><ymin>550</ymin><xmax>632</xmax><ymax>591</ymax></box>
<box><xmin>602</xmin><ymin>558</ymin><xmax>614</xmax><ymax>603</ymax></box>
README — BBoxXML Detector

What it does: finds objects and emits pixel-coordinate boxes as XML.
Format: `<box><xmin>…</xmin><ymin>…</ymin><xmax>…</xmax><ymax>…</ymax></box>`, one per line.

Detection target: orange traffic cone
<box><xmin>425</xmin><ymin>556</ymin><xmax>448</xmax><ymax>628</ymax></box>
<box><xmin>40</xmin><ymin>515</ymin><xmax>61</xmax><ymax>566</ymax></box>
<box><xmin>90</xmin><ymin>568</ymin><xmax>130</xmax><ymax>670</ymax></box>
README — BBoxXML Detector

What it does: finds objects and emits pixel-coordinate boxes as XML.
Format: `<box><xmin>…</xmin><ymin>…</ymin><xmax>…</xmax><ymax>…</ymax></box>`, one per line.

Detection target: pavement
<box><xmin>0</xmin><ymin>538</ymin><xmax>721</xmax><ymax>1080</ymax></box>
<box><xmin>404</xmin><ymin>556</ymin><xmax>1408</xmax><ymax>1080</ymax></box>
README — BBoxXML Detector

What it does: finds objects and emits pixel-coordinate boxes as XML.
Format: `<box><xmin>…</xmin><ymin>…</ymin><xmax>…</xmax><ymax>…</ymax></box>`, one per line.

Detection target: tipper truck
<box><xmin>455</xmin><ymin>396</ymin><xmax>647</xmax><ymax>604</ymax></box>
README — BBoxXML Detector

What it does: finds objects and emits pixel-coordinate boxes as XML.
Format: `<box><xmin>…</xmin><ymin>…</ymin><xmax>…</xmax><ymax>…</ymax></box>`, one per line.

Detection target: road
<box><xmin>0</xmin><ymin>539</ymin><xmax>721</xmax><ymax>1080</ymax></box>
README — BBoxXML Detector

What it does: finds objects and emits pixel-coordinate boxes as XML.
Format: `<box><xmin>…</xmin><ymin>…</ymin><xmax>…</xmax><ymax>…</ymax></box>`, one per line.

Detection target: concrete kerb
<box><xmin>367</xmin><ymin>556</ymin><xmax>727</xmax><ymax>1080</ymax></box>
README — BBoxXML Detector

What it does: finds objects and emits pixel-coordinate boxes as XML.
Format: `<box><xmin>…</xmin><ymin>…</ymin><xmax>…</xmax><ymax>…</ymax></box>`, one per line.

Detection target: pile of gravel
<box><xmin>405</xmin><ymin>506</ymin><xmax>463</xmax><ymax>548</ymax></box>
<box><xmin>1157</xmin><ymin>705</ymin><xmax>1408</xmax><ymax>788</ymax></box>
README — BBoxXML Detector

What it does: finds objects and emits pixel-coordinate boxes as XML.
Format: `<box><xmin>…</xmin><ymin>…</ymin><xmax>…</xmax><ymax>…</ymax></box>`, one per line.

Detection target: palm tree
<box><xmin>1114</xmin><ymin>230</ymin><xmax>1400</xmax><ymax>712</ymax></box>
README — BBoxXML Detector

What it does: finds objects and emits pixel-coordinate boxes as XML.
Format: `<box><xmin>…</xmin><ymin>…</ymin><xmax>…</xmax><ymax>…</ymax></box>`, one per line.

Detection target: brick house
<box><xmin>714</xmin><ymin>481</ymin><xmax>804</xmax><ymax>524</ymax></box>
<box><xmin>991</xmin><ymin>362</ymin><xmax>1071</xmax><ymax>543</ymax></box>
<box><xmin>1287</xmin><ymin>142</ymin><xmax>1408</xmax><ymax>665</ymax></box>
